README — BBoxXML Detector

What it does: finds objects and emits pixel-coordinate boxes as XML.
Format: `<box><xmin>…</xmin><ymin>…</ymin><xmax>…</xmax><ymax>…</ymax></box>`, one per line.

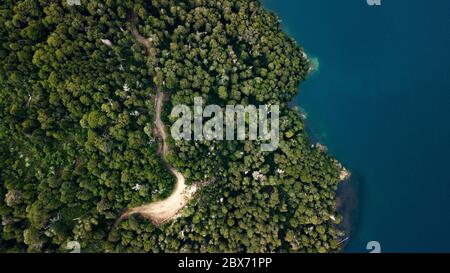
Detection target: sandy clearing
<box><xmin>113</xmin><ymin>28</ymin><xmax>196</xmax><ymax>227</ymax></box>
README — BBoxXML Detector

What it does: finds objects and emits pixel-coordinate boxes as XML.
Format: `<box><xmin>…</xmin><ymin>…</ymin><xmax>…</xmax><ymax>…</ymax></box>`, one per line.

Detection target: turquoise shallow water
<box><xmin>262</xmin><ymin>0</ymin><xmax>450</xmax><ymax>252</ymax></box>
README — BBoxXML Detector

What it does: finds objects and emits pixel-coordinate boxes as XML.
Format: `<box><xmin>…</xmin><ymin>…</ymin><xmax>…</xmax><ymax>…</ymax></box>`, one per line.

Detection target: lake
<box><xmin>262</xmin><ymin>0</ymin><xmax>450</xmax><ymax>252</ymax></box>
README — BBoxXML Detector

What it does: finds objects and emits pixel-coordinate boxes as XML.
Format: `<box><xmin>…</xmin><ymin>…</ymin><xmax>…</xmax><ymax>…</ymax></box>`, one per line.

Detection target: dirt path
<box><xmin>113</xmin><ymin>27</ymin><xmax>196</xmax><ymax>227</ymax></box>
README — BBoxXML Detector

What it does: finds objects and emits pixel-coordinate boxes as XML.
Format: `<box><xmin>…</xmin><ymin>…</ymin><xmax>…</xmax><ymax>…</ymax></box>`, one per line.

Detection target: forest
<box><xmin>0</xmin><ymin>0</ymin><xmax>345</xmax><ymax>253</ymax></box>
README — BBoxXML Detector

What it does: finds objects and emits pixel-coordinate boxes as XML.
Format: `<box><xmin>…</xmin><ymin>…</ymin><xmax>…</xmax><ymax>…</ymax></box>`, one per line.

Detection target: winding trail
<box><xmin>113</xmin><ymin>27</ymin><xmax>196</xmax><ymax>227</ymax></box>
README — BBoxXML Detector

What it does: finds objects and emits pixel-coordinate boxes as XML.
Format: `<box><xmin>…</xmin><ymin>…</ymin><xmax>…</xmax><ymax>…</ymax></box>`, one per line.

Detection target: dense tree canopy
<box><xmin>0</xmin><ymin>0</ymin><xmax>345</xmax><ymax>253</ymax></box>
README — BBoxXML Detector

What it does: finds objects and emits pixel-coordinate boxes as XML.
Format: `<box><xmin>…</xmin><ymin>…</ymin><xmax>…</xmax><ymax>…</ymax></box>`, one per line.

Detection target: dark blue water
<box><xmin>262</xmin><ymin>0</ymin><xmax>450</xmax><ymax>252</ymax></box>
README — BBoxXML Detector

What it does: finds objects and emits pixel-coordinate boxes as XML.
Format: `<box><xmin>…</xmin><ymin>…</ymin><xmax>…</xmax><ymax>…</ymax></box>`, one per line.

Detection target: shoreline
<box><xmin>335</xmin><ymin>171</ymin><xmax>360</xmax><ymax>252</ymax></box>
<box><xmin>294</xmin><ymin>105</ymin><xmax>355</xmax><ymax>251</ymax></box>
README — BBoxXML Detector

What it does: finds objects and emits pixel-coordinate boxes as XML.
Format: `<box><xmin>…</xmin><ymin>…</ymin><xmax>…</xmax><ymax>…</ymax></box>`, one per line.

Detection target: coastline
<box><xmin>335</xmin><ymin>171</ymin><xmax>360</xmax><ymax>251</ymax></box>
<box><xmin>293</xmin><ymin>99</ymin><xmax>355</xmax><ymax>252</ymax></box>
<box><xmin>301</xmin><ymin>40</ymin><xmax>354</xmax><ymax>253</ymax></box>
